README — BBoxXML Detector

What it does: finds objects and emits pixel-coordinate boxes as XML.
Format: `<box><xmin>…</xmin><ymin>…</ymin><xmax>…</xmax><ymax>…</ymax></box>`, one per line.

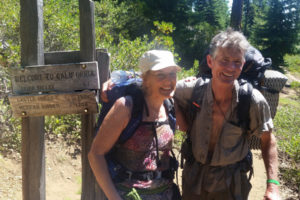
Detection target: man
<box><xmin>175</xmin><ymin>28</ymin><xmax>280</xmax><ymax>200</ymax></box>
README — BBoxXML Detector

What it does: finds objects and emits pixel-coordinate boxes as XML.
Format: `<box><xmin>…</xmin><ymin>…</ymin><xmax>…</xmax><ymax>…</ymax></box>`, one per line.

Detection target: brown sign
<box><xmin>11</xmin><ymin>62</ymin><xmax>100</xmax><ymax>94</ymax></box>
<box><xmin>9</xmin><ymin>91</ymin><xmax>98</xmax><ymax>117</ymax></box>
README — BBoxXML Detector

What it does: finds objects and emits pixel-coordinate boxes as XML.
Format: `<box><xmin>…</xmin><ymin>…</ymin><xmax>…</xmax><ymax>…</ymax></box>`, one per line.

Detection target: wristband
<box><xmin>267</xmin><ymin>179</ymin><xmax>280</xmax><ymax>186</ymax></box>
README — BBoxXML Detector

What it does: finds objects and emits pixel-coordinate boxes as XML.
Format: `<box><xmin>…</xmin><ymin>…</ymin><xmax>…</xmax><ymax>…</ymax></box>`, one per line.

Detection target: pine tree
<box><xmin>255</xmin><ymin>0</ymin><xmax>300</xmax><ymax>66</ymax></box>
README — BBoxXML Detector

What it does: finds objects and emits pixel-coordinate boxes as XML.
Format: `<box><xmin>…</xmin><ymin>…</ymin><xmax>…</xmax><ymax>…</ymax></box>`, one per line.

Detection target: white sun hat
<box><xmin>138</xmin><ymin>50</ymin><xmax>181</xmax><ymax>74</ymax></box>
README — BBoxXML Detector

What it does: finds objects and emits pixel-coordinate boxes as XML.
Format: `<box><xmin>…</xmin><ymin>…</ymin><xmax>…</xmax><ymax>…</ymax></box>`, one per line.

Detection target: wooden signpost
<box><xmin>9</xmin><ymin>90</ymin><xmax>98</xmax><ymax>117</ymax></box>
<box><xmin>11</xmin><ymin>62</ymin><xmax>100</xmax><ymax>94</ymax></box>
<box><xmin>9</xmin><ymin>62</ymin><xmax>100</xmax><ymax>117</ymax></box>
<box><xmin>13</xmin><ymin>0</ymin><xmax>108</xmax><ymax>199</ymax></box>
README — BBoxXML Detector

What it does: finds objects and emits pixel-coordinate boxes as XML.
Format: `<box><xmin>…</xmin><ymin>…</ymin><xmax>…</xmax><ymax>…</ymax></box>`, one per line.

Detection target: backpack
<box><xmin>95</xmin><ymin>81</ymin><xmax>177</xmax><ymax>181</ymax></box>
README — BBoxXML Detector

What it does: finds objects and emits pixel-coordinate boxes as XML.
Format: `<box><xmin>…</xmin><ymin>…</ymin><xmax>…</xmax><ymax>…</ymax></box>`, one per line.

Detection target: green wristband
<box><xmin>267</xmin><ymin>179</ymin><xmax>280</xmax><ymax>186</ymax></box>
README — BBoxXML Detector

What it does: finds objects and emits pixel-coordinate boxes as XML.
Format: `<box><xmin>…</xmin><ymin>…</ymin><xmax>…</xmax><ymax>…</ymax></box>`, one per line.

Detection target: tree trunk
<box><xmin>230</xmin><ymin>0</ymin><xmax>244</xmax><ymax>31</ymax></box>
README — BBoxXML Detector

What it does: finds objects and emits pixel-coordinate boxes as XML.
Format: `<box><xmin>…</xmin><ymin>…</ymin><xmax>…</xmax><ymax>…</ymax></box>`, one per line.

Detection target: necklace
<box><xmin>214</xmin><ymin>97</ymin><xmax>233</xmax><ymax>123</ymax></box>
<box><xmin>215</xmin><ymin>101</ymin><xmax>227</xmax><ymax>120</ymax></box>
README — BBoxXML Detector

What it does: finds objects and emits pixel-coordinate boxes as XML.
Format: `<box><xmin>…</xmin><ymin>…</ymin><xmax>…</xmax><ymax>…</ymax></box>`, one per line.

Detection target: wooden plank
<box><xmin>20</xmin><ymin>0</ymin><xmax>45</xmax><ymax>199</ymax></box>
<box><xmin>79</xmin><ymin>0</ymin><xmax>104</xmax><ymax>199</ymax></box>
<box><xmin>44</xmin><ymin>50</ymin><xmax>80</xmax><ymax>64</ymax></box>
<box><xmin>22</xmin><ymin>117</ymin><xmax>45</xmax><ymax>200</ymax></box>
<box><xmin>9</xmin><ymin>91</ymin><xmax>98</xmax><ymax>117</ymax></box>
<box><xmin>11</xmin><ymin>62</ymin><xmax>100</xmax><ymax>94</ymax></box>
<box><xmin>79</xmin><ymin>0</ymin><xmax>95</xmax><ymax>62</ymax></box>
<box><xmin>96</xmin><ymin>49</ymin><xmax>110</xmax><ymax>87</ymax></box>
<box><xmin>20</xmin><ymin>0</ymin><xmax>44</xmax><ymax>66</ymax></box>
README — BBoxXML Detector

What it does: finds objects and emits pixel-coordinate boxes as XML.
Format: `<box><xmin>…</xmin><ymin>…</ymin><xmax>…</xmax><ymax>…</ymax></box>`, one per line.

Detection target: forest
<box><xmin>0</xmin><ymin>0</ymin><xmax>299</xmax><ymax>198</ymax></box>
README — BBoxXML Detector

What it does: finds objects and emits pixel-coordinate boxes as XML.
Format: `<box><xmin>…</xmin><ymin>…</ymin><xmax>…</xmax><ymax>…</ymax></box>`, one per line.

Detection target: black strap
<box><xmin>151</xmin><ymin>123</ymin><xmax>161</xmax><ymax>168</ymax></box>
<box><xmin>180</xmin><ymin>78</ymin><xmax>208</xmax><ymax>167</ymax></box>
<box><xmin>237</xmin><ymin>81</ymin><xmax>253</xmax><ymax>133</ymax></box>
<box><xmin>117</xmin><ymin>168</ymin><xmax>175</xmax><ymax>181</ymax></box>
<box><xmin>187</xmin><ymin>78</ymin><xmax>209</xmax><ymax>126</ymax></box>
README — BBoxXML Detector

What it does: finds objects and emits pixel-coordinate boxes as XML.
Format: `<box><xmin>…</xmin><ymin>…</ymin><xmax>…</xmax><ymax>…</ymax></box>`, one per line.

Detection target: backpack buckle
<box><xmin>142</xmin><ymin>172</ymin><xmax>153</xmax><ymax>180</ymax></box>
<box><xmin>125</xmin><ymin>171</ymin><xmax>132</xmax><ymax>180</ymax></box>
<box><xmin>155</xmin><ymin>171</ymin><xmax>162</xmax><ymax>179</ymax></box>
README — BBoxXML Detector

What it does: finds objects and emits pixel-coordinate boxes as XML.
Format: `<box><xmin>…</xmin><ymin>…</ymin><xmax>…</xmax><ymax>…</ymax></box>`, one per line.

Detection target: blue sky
<box><xmin>228</xmin><ymin>0</ymin><xmax>233</xmax><ymax>8</ymax></box>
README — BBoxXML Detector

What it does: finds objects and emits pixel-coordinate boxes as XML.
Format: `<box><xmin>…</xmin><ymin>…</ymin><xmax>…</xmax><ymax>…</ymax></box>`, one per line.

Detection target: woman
<box><xmin>88</xmin><ymin>50</ymin><xmax>181</xmax><ymax>200</ymax></box>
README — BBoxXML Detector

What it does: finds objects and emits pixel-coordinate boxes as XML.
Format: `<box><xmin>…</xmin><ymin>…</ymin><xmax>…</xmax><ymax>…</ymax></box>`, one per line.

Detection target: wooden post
<box><xmin>20</xmin><ymin>0</ymin><xmax>45</xmax><ymax>200</ymax></box>
<box><xmin>96</xmin><ymin>49</ymin><xmax>110</xmax><ymax>87</ymax></box>
<box><xmin>94</xmin><ymin>49</ymin><xmax>110</xmax><ymax>199</ymax></box>
<box><xmin>79</xmin><ymin>0</ymin><xmax>104</xmax><ymax>199</ymax></box>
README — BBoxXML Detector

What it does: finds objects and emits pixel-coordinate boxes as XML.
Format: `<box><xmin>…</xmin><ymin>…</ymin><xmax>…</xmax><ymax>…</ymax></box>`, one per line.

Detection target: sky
<box><xmin>228</xmin><ymin>0</ymin><xmax>233</xmax><ymax>8</ymax></box>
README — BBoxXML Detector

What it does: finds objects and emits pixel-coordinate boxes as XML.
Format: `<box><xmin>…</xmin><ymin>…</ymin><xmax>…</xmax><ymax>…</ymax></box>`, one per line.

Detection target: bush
<box><xmin>283</xmin><ymin>54</ymin><xmax>300</xmax><ymax>74</ymax></box>
<box><xmin>274</xmin><ymin>97</ymin><xmax>300</xmax><ymax>189</ymax></box>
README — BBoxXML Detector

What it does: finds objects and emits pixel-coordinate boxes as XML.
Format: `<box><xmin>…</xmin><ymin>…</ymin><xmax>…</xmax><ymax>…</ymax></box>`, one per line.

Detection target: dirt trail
<box><xmin>1</xmin><ymin>86</ymin><xmax>299</xmax><ymax>200</ymax></box>
<box><xmin>0</xmin><ymin>144</ymin><xmax>298</xmax><ymax>200</ymax></box>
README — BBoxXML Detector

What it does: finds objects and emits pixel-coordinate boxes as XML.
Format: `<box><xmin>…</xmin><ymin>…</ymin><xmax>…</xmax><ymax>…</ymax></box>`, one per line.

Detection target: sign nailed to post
<box><xmin>9</xmin><ymin>90</ymin><xmax>98</xmax><ymax>117</ymax></box>
<box><xmin>9</xmin><ymin>61</ymin><xmax>100</xmax><ymax>117</ymax></box>
<box><xmin>11</xmin><ymin>61</ymin><xmax>100</xmax><ymax>94</ymax></box>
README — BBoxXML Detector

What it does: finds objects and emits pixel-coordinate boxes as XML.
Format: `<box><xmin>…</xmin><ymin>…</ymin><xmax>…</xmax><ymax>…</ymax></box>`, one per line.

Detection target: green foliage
<box><xmin>44</xmin><ymin>0</ymin><xmax>80</xmax><ymax>51</ymax></box>
<box><xmin>274</xmin><ymin>97</ymin><xmax>300</xmax><ymax>188</ymax></box>
<box><xmin>94</xmin><ymin>0</ymin><xmax>148</xmax><ymax>43</ymax></box>
<box><xmin>176</xmin><ymin>0</ymin><xmax>229</xmax><ymax>68</ymax></box>
<box><xmin>106</xmin><ymin>21</ymin><xmax>178</xmax><ymax>71</ymax></box>
<box><xmin>174</xmin><ymin>130</ymin><xmax>186</xmax><ymax>149</ymax></box>
<box><xmin>177</xmin><ymin>63</ymin><xmax>198</xmax><ymax>80</ymax></box>
<box><xmin>0</xmin><ymin>0</ymin><xmax>20</xmax><ymax>67</ymax></box>
<box><xmin>290</xmin><ymin>81</ymin><xmax>300</xmax><ymax>97</ymax></box>
<box><xmin>0</xmin><ymin>98</ymin><xmax>21</xmax><ymax>153</ymax></box>
<box><xmin>251</xmin><ymin>0</ymin><xmax>300</xmax><ymax>66</ymax></box>
<box><xmin>107</xmin><ymin>35</ymin><xmax>153</xmax><ymax>71</ymax></box>
<box><xmin>45</xmin><ymin>115</ymin><xmax>81</xmax><ymax>144</ymax></box>
<box><xmin>283</xmin><ymin>54</ymin><xmax>300</xmax><ymax>74</ymax></box>
<box><xmin>291</xmin><ymin>81</ymin><xmax>300</xmax><ymax>89</ymax></box>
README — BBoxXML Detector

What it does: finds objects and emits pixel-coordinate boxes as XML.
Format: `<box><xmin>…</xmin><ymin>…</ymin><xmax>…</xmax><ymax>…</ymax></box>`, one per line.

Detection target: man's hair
<box><xmin>209</xmin><ymin>28</ymin><xmax>250</xmax><ymax>59</ymax></box>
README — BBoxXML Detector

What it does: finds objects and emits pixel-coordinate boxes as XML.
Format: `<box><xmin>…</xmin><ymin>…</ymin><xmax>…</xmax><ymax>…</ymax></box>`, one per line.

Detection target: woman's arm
<box><xmin>88</xmin><ymin>96</ymin><xmax>132</xmax><ymax>200</ymax></box>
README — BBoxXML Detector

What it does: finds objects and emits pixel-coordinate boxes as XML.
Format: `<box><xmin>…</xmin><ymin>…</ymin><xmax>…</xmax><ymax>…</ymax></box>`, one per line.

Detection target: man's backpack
<box><xmin>197</xmin><ymin>46</ymin><xmax>287</xmax><ymax>149</ymax></box>
<box><xmin>95</xmin><ymin>80</ymin><xmax>177</xmax><ymax>180</ymax></box>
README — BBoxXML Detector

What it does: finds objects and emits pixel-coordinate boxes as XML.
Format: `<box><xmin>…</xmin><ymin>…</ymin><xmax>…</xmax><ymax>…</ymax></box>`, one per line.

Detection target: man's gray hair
<box><xmin>209</xmin><ymin>28</ymin><xmax>250</xmax><ymax>59</ymax></box>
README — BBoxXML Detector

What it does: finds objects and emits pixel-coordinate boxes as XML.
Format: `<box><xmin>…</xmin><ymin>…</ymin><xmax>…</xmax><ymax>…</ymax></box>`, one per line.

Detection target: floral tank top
<box><xmin>113</xmin><ymin>120</ymin><xmax>174</xmax><ymax>189</ymax></box>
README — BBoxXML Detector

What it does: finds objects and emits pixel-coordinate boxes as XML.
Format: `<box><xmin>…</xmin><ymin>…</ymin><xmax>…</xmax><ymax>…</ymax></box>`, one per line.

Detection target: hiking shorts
<box><xmin>182</xmin><ymin>172</ymin><xmax>252</xmax><ymax>200</ymax></box>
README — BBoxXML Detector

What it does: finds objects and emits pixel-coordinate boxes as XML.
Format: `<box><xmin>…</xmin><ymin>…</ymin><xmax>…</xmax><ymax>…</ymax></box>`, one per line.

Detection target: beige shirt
<box><xmin>175</xmin><ymin>78</ymin><xmax>273</xmax><ymax>166</ymax></box>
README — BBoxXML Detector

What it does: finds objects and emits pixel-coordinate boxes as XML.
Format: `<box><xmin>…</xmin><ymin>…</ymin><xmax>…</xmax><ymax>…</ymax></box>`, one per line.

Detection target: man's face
<box><xmin>207</xmin><ymin>47</ymin><xmax>245</xmax><ymax>85</ymax></box>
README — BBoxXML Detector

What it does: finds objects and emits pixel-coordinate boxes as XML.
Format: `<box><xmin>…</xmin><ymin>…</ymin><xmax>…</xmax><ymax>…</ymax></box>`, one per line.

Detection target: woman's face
<box><xmin>143</xmin><ymin>67</ymin><xmax>178</xmax><ymax>99</ymax></box>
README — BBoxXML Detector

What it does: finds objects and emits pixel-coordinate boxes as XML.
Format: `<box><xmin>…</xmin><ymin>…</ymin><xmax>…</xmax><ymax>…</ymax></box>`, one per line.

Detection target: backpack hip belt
<box><xmin>117</xmin><ymin>168</ymin><xmax>175</xmax><ymax>181</ymax></box>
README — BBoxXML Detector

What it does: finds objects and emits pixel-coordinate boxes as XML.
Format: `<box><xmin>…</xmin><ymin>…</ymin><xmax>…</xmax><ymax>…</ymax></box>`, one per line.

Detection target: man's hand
<box><xmin>100</xmin><ymin>79</ymin><xmax>114</xmax><ymax>103</ymax></box>
<box><xmin>263</xmin><ymin>184</ymin><xmax>281</xmax><ymax>200</ymax></box>
<box><xmin>183</xmin><ymin>76</ymin><xmax>196</xmax><ymax>82</ymax></box>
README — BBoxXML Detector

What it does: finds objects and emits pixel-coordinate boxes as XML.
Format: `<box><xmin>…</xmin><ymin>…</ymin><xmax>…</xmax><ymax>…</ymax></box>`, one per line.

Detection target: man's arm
<box><xmin>260</xmin><ymin>130</ymin><xmax>281</xmax><ymax>200</ymax></box>
<box><xmin>175</xmin><ymin>102</ymin><xmax>188</xmax><ymax>131</ymax></box>
<box><xmin>100</xmin><ymin>79</ymin><xmax>114</xmax><ymax>103</ymax></box>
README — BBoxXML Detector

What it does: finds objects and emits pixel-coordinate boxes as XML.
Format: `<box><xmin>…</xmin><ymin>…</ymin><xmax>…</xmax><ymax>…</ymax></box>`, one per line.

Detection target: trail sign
<box><xmin>9</xmin><ymin>90</ymin><xmax>98</xmax><ymax>117</ymax></box>
<box><xmin>11</xmin><ymin>61</ymin><xmax>100</xmax><ymax>94</ymax></box>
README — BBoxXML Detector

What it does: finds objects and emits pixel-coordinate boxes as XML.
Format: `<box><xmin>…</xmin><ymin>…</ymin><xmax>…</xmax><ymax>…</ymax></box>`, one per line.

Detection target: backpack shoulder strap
<box><xmin>117</xmin><ymin>85</ymin><xmax>145</xmax><ymax>144</ymax></box>
<box><xmin>163</xmin><ymin>98</ymin><xmax>176</xmax><ymax>133</ymax></box>
<box><xmin>187</xmin><ymin>77</ymin><xmax>209</xmax><ymax>124</ymax></box>
<box><xmin>237</xmin><ymin>81</ymin><xmax>253</xmax><ymax>132</ymax></box>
